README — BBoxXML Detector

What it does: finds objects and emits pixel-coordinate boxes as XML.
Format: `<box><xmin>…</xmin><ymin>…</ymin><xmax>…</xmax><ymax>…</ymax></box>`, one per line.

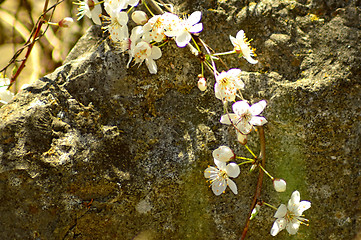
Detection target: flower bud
<box><xmin>58</xmin><ymin>17</ymin><xmax>74</xmax><ymax>28</ymax></box>
<box><xmin>132</xmin><ymin>11</ymin><xmax>148</xmax><ymax>25</ymax></box>
<box><xmin>249</xmin><ymin>204</ymin><xmax>261</xmax><ymax>220</ymax></box>
<box><xmin>212</xmin><ymin>146</ymin><xmax>235</xmax><ymax>162</ymax></box>
<box><xmin>197</xmin><ymin>77</ymin><xmax>207</xmax><ymax>91</ymax></box>
<box><xmin>273</xmin><ymin>178</ymin><xmax>287</xmax><ymax>192</ymax></box>
<box><xmin>237</xmin><ymin>132</ymin><xmax>247</xmax><ymax>145</ymax></box>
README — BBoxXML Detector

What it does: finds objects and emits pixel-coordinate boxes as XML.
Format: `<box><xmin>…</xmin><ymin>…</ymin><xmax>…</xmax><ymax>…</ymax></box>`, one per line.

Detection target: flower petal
<box><xmin>286</xmin><ymin>218</ymin><xmax>300</xmax><ymax>235</ymax></box>
<box><xmin>151</xmin><ymin>46</ymin><xmax>162</xmax><ymax>60</ymax></box>
<box><xmin>244</xmin><ymin>55</ymin><xmax>258</xmax><ymax>64</ymax></box>
<box><xmin>236</xmin><ymin>131</ymin><xmax>247</xmax><ymax>145</ymax></box>
<box><xmin>236</xmin><ymin>121</ymin><xmax>252</xmax><ymax>135</ymax></box>
<box><xmin>249</xmin><ymin>116</ymin><xmax>267</xmax><ymax>126</ymax></box>
<box><xmin>212</xmin><ymin>178</ymin><xmax>226</xmax><ymax>195</ymax></box>
<box><xmin>225</xmin><ymin>163</ymin><xmax>240</xmax><ymax>178</ymax></box>
<box><xmin>235</xmin><ymin>30</ymin><xmax>245</xmax><ymax>40</ymax></box>
<box><xmin>214</xmin><ymin>159</ymin><xmax>226</xmax><ymax>170</ymax></box>
<box><xmin>288</xmin><ymin>190</ymin><xmax>301</xmax><ymax>209</ymax></box>
<box><xmin>190</xmin><ymin>23</ymin><xmax>203</xmax><ymax>33</ymax></box>
<box><xmin>145</xmin><ymin>58</ymin><xmax>157</xmax><ymax>74</ymax></box>
<box><xmin>295</xmin><ymin>201</ymin><xmax>311</xmax><ymax>216</ymax></box>
<box><xmin>250</xmin><ymin>100</ymin><xmax>267</xmax><ymax>115</ymax></box>
<box><xmin>204</xmin><ymin>166</ymin><xmax>218</xmax><ymax>178</ymax></box>
<box><xmin>274</xmin><ymin>204</ymin><xmax>287</xmax><ymax>218</ymax></box>
<box><xmin>227</xmin><ymin>179</ymin><xmax>238</xmax><ymax>194</ymax></box>
<box><xmin>229</xmin><ymin>35</ymin><xmax>238</xmax><ymax>47</ymax></box>
<box><xmin>220</xmin><ymin>114</ymin><xmax>238</xmax><ymax>125</ymax></box>
<box><xmin>212</xmin><ymin>146</ymin><xmax>235</xmax><ymax>162</ymax></box>
<box><xmin>270</xmin><ymin>218</ymin><xmax>286</xmax><ymax>236</ymax></box>
<box><xmin>187</xmin><ymin>11</ymin><xmax>202</xmax><ymax>25</ymax></box>
<box><xmin>232</xmin><ymin>100</ymin><xmax>250</xmax><ymax>116</ymax></box>
<box><xmin>175</xmin><ymin>31</ymin><xmax>191</xmax><ymax>47</ymax></box>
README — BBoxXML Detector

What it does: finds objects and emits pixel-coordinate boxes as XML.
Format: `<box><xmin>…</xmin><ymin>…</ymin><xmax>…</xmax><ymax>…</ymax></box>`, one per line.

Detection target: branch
<box><xmin>5</xmin><ymin>0</ymin><xmax>64</xmax><ymax>89</ymax></box>
<box><xmin>239</xmin><ymin>126</ymin><xmax>266</xmax><ymax>240</ymax></box>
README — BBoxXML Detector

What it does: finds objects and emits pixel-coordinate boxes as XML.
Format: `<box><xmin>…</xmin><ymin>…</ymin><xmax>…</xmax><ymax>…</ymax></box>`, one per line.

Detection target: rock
<box><xmin>0</xmin><ymin>0</ymin><xmax>360</xmax><ymax>239</ymax></box>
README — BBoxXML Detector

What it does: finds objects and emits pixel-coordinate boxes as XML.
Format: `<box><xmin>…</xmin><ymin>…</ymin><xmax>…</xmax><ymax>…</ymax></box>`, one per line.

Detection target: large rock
<box><xmin>1</xmin><ymin>0</ymin><xmax>360</xmax><ymax>239</ymax></box>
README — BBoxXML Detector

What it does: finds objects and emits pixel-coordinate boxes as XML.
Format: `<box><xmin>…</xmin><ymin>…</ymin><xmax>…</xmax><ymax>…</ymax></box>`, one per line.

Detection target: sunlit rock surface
<box><xmin>1</xmin><ymin>0</ymin><xmax>360</xmax><ymax>239</ymax></box>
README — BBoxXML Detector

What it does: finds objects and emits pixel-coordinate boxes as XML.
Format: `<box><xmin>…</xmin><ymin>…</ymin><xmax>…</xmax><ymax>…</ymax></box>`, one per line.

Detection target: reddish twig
<box><xmin>5</xmin><ymin>0</ymin><xmax>64</xmax><ymax>89</ymax></box>
<box><xmin>239</xmin><ymin>126</ymin><xmax>266</xmax><ymax>240</ymax></box>
<box><xmin>8</xmin><ymin>0</ymin><xmax>50</xmax><ymax>87</ymax></box>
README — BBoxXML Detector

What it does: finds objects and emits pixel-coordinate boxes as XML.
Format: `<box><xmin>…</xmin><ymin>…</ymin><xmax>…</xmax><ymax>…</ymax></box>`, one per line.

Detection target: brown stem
<box><xmin>239</xmin><ymin>126</ymin><xmax>266</xmax><ymax>240</ymax></box>
<box><xmin>6</xmin><ymin>0</ymin><xmax>64</xmax><ymax>89</ymax></box>
<box><xmin>8</xmin><ymin>0</ymin><xmax>49</xmax><ymax>87</ymax></box>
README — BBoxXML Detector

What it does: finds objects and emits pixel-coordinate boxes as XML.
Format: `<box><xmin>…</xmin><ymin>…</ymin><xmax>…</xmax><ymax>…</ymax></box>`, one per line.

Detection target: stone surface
<box><xmin>1</xmin><ymin>0</ymin><xmax>361</xmax><ymax>239</ymax></box>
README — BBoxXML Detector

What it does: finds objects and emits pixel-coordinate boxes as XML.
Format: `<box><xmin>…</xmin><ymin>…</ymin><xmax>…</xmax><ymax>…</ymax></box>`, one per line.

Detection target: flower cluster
<box><xmin>71</xmin><ymin>1</ymin><xmax>311</xmax><ymax>237</ymax></box>
<box><xmin>74</xmin><ymin>0</ymin><xmax>203</xmax><ymax>74</ymax></box>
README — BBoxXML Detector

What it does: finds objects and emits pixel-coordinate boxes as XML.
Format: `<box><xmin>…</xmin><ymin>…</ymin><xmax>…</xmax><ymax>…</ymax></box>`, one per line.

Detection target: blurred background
<box><xmin>0</xmin><ymin>0</ymin><xmax>94</xmax><ymax>93</ymax></box>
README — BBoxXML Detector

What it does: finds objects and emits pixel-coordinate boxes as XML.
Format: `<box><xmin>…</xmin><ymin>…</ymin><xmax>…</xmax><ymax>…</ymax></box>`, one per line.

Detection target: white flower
<box><xmin>143</xmin><ymin>13</ymin><xmax>180</xmax><ymax>43</ymax></box>
<box><xmin>74</xmin><ymin>0</ymin><xmax>102</xmax><ymax>25</ymax></box>
<box><xmin>273</xmin><ymin>178</ymin><xmax>287</xmax><ymax>192</ymax></box>
<box><xmin>104</xmin><ymin>0</ymin><xmax>139</xmax><ymax>13</ymax></box>
<box><xmin>165</xmin><ymin>11</ymin><xmax>203</xmax><ymax>47</ymax></box>
<box><xmin>214</xmin><ymin>68</ymin><xmax>244</xmax><ymax>102</ymax></box>
<box><xmin>125</xmin><ymin>26</ymin><xmax>144</xmax><ymax>66</ymax></box>
<box><xmin>230</xmin><ymin>30</ymin><xmax>258</xmax><ymax>64</ymax></box>
<box><xmin>102</xmin><ymin>9</ymin><xmax>129</xmax><ymax>41</ymax></box>
<box><xmin>0</xmin><ymin>78</ymin><xmax>14</xmax><ymax>105</ymax></box>
<box><xmin>212</xmin><ymin>146</ymin><xmax>235</xmax><ymax>162</ymax></box>
<box><xmin>132</xmin><ymin>10</ymin><xmax>148</xmax><ymax>25</ymax></box>
<box><xmin>220</xmin><ymin>100</ymin><xmax>267</xmax><ymax>135</ymax></box>
<box><xmin>271</xmin><ymin>190</ymin><xmax>311</xmax><ymax>236</ymax></box>
<box><xmin>132</xmin><ymin>41</ymin><xmax>162</xmax><ymax>74</ymax></box>
<box><xmin>204</xmin><ymin>159</ymin><xmax>240</xmax><ymax>196</ymax></box>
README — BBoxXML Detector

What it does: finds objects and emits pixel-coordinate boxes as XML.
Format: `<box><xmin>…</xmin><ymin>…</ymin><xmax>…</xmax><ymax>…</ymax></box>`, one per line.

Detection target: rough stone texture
<box><xmin>1</xmin><ymin>0</ymin><xmax>361</xmax><ymax>239</ymax></box>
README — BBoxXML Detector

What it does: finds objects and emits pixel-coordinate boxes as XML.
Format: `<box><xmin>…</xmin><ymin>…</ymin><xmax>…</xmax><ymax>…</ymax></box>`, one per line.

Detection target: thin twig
<box><xmin>5</xmin><ymin>0</ymin><xmax>64</xmax><ymax>88</ymax></box>
<box><xmin>239</xmin><ymin>126</ymin><xmax>266</xmax><ymax>240</ymax></box>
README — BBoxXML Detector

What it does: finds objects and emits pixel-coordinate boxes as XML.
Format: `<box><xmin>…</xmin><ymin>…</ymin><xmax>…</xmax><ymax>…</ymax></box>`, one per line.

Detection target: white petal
<box><xmin>250</xmin><ymin>100</ymin><xmax>267</xmax><ymax>115</ymax></box>
<box><xmin>270</xmin><ymin>218</ymin><xmax>286</xmax><ymax>236</ymax></box>
<box><xmin>190</xmin><ymin>23</ymin><xmax>203</xmax><ymax>33</ymax></box>
<box><xmin>236</xmin><ymin>30</ymin><xmax>245</xmax><ymax>40</ymax></box>
<box><xmin>151</xmin><ymin>46</ymin><xmax>162</xmax><ymax>60</ymax></box>
<box><xmin>289</xmin><ymin>191</ymin><xmax>301</xmax><ymax>207</ymax></box>
<box><xmin>145</xmin><ymin>59</ymin><xmax>157</xmax><ymax>74</ymax></box>
<box><xmin>212</xmin><ymin>146</ymin><xmax>234</xmax><ymax>162</ymax></box>
<box><xmin>204</xmin><ymin>166</ymin><xmax>218</xmax><ymax>178</ymax></box>
<box><xmin>227</xmin><ymin>179</ymin><xmax>238</xmax><ymax>194</ymax></box>
<box><xmin>232</xmin><ymin>100</ymin><xmax>250</xmax><ymax>116</ymax></box>
<box><xmin>220</xmin><ymin>114</ymin><xmax>238</xmax><ymax>125</ymax></box>
<box><xmin>295</xmin><ymin>201</ymin><xmax>311</xmax><ymax>216</ymax></box>
<box><xmin>175</xmin><ymin>31</ymin><xmax>191</xmax><ymax>47</ymax></box>
<box><xmin>117</xmin><ymin>11</ymin><xmax>129</xmax><ymax>25</ymax></box>
<box><xmin>236</xmin><ymin>131</ymin><xmax>247</xmax><ymax>145</ymax></box>
<box><xmin>212</xmin><ymin>179</ymin><xmax>227</xmax><ymax>195</ymax></box>
<box><xmin>236</xmin><ymin>121</ymin><xmax>252</xmax><ymax>135</ymax></box>
<box><xmin>229</xmin><ymin>35</ymin><xmax>238</xmax><ymax>47</ymax></box>
<box><xmin>244</xmin><ymin>55</ymin><xmax>258</xmax><ymax>64</ymax></box>
<box><xmin>286</xmin><ymin>219</ymin><xmax>300</xmax><ymax>235</ymax></box>
<box><xmin>187</xmin><ymin>11</ymin><xmax>202</xmax><ymax>25</ymax></box>
<box><xmin>128</xmin><ymin>0</ymin><xmax>140</xmax><ymax>7</ymax></box>
<box><xmin>274</xmin><ymin>204</ymin><xmax>287</xmax><ymax>218</ymax></box>
<box><xmin>214</xmin><ymin>159</ymin><xmax>226</xmax><ymax>170</ymax></box>
<box><xmin>249</xmin><ymin>116</ymin><xmax>267</xmax><ymax>126</ymax></box>
<box><xmin>225</xmin><ymin>163</ymin><xmax>240</xmax><ymax>178</ymax></box>
<box><xmin>0</xmin><ymin>89</ymin><xmax>14</xmax><ymax>104</ymax></box>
